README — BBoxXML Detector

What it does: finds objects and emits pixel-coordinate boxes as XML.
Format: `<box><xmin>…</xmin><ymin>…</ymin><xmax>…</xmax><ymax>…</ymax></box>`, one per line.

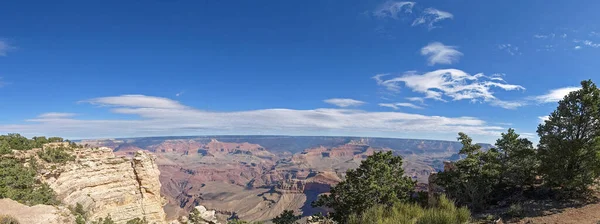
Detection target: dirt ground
<box><xmin>517</xmin><ymin>202</ymin><xmax>600</xmax><ymax>224</ymax></box>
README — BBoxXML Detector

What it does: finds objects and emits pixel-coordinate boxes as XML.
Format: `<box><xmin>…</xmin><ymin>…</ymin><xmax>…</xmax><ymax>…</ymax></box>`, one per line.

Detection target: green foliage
<box><xmin>347</xmin><ymin>195</ymin><xmax>470</xmax><ymax>224</ymax></box>
<box><xmin>0</xmin><ymin>134</ymin><xmax>31</xmax><ymax>151</ymax></box>
<box><xmin>227</xmin><ymin>219</ymin><xmax>263</xmax><ymax>224</ymax></box>
<box><xmin>187</xmin><ymin>208</ymin><xmax>205</xmax><ymax>224</ymax></box>
<box><xmin>37</xmin><ymin>146</ymin><xmax>75</xmax><ymax>163</ymax></box>
<box><xmin>496</xmin><ymin>129</ymin><xmax>538</xmax><ymax>189</ymax></box>
<box><xmin>312</xmin><ymin>151</ymin><xmax>415</xmax><ymax>223</ymax></box>
<box><xmin>0</xmin><ymin>157</ymin><xmax>58</xmax><ymax>205</ymax></box>
<box><xmin>0</xmin><ymin>134</ymin><xmax>72</xmax><ymax>151</ymax></box>
<box><xmin>272</xmin><ymin>210</ymin><xmax>300</xmax><ymax>224</ymax></box>
<box><xmin>92</xmin><ymin>215</ymin><xmax>116</xmax><ymax>224</ymax></box>
<box><xmin>126</xmin><ymin>217</ymin><xmax>149</xmax><ymax>224</ymax></box>
<box><xmin>435</xmin><ymin>133</ymin><xmax>502</xmax><ymax>211</ymax></box>
<box><xmin>75</xmin><ymin>215</ymin><xmax>86</xmax><ymax>224</ymax></box>
<box><xmin>0</xmin><ymin>141</ymin><xmax>12</xmax><ymax>155</ymax></box>
<box><xmin>537</xmin><ymin>80</ymin><xmax>600</xmax><ymax>197</ymax></box>
<box><xmin>0</xmin><ymin>215</ymin><xmax>20</xmax><ymax>224</ymax></box>
<box><xmin>307</xmin><ymin>214</ymin><xmax>335</xmax><ymax>224</ymax></box>
<box><xmin>506</xmin><ymin>203</ymin><xmax>524</xmax><ymax>218</ymax></box>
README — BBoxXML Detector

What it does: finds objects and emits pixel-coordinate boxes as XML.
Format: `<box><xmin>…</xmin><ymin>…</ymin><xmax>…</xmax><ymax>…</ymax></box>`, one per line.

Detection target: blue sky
<box><xmin>1</xmin><ymin>0</ymin><xmax>599</xmax><ymax>143</ymax></box>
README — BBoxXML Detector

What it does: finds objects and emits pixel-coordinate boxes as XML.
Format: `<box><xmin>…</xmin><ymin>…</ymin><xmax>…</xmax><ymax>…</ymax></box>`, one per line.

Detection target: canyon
<box><xmin>82</xmin><ymin>136</ymin><xmax>481</xmax><ymax>222</ymax></box>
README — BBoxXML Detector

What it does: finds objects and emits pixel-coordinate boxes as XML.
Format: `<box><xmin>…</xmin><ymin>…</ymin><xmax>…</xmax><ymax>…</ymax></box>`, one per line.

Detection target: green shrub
<box><xmin>37</xmin><ymin>146</ymin><xmax>75</xmax><ymax>163</ymax></box>
<box><xmin>272</xmin><ymin>210</ymin><xmax>300</xmax><ymax>224</ymax></box>
<box><xmin>92</xmin><ymin>215</ymin><xmax>115</xmax><ymax>224</ymax></box>
<box><xmin>312</xmin><ymin>151</ymin><xmax>415</xmax><ymax>223</ymax></box>
<box><xmin>348</xmin><ymin>195</ymin><xmax>470</xmax><ymax>224</ymax></box>
<box><xmin>0</xmin><ymin>141</ymin><xmax>12</xmax><ymax>155</ymax></box>
<box><xmin>126</xmin><ymin>217</ymin><xmax>149</xmax><ymax>224</ymax></box>
<box><xmin>0</xmin><ymin>215</ymin><xmax>20</xmax><ymax>224</ymax></box>
<box><xmin>0</xmin><ymin>157</ymin><xmax>58</xmax><ymax>205</ymax></box>
<box><xmin>506</xmin><ymin>203</ymin><xmax>524</xmax><ymax>218</ymax></box>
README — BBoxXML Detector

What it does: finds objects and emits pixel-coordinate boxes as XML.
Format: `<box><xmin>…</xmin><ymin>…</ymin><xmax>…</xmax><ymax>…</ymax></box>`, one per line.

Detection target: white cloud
<box><xmin>538</xmin><ymin>116</ymin><xmax>549</xmax><ymax>124</ymax></box>
<box><xmin>373</xmin><ymin>1</ymin><xmax>416</xmax><ymax>19</ymax></box>
<box><xmin>0</xmin><ymin>95</ymin><xmax>505</xmax><ymax>140</ymax></box>
<box><xmin>175</xmin><ymin>91</ymin><xmax>184</xmax><ymax>97</ymax></box>
<box><xmin>533</xmin><ymin>33</ymin><xmax>555</xmax><ymax>39</ymax></box>
<box><xmin>37</xmin><ymin>113</ymin><xmax>77</xmax><ymax>119</ymax></box>
<box><xmin>420</xmin><ymin>42</ymin><xmax>463</xmax><ymax>66</ymax></box>
<box><xmin>83</xmin><ymin>95</ymin><xmax>187</xmax><ymax>109</ymax></box>
<box><xmin>373</xmin><ymin>74</ymin><xmax>401</xmax><ymax>92</ymax></box>
<box><xmin>412</xmin><ymin>8</ymin><xmax>453</xmax><ymax>29</ymax></box>
<box><xmin>497</xmin><ymin>44</ymin><xmax>521</xmax><ymax>56</ymax></box>
<box><xmin>0</xmin><ymin>40</ymin><xmax>15</xmax><ymax>56</ymax></box>
<box><xmin>324</xmin><ymin>98</ymin><xmax>365</xmax><ymax>107</ymax></box>
<box><xmin>573</xmin><ymin>39</ymin><xmax>600</xmax><ymax>48</ymax></box>
<box><xmin>574</xmin><ymin>46</ymin><xmax>582</xmax><ymax>50</ymax></box>
<box><xmin>379</xmin><ymin>102</ymin><xmax>423</xmax><ymax>110</ymax></box>
<box><xmin>530</xmin><ymin>87</ymin><xmax>581</xmax><ymax>103</ymax></box>
<box><xmin>561</xmin><ymin>33</ymin><xmax>567</xmax><ymax>38</ymax></box>
<box><xmin>406</xmin><ymin>97</ymin><xmax>425</xmax><ymax>104</ymax></box>
<box><xmin>374</xmin><ymin>69</ymin><xmax>525</xmax><ymax>107</ymax></box>
<box><xmin>488</xmin><ymin>99</ymin><xmax>526</xmax><ymax>109</ymax></box>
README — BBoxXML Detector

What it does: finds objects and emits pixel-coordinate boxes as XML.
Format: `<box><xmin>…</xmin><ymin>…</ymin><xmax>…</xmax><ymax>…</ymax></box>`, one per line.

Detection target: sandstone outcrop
<box><xmin>0</xmin><ymin>198</ymin><xmax>75</xmax><ymax>224</ymax></box>
<box><xmin>15</xmin><ymin>145</ymin><xmax>167</xmax><ymax>223</ymax></box>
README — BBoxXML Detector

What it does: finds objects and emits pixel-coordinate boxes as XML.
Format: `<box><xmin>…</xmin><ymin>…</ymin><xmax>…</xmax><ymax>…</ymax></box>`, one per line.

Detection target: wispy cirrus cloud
<box><xmin>372</xmin><ymin>1</ymin><xmax>415</xmax><ymax>19</ymax></box>
<box><xmin>0</xmin><ymin>95</ymin><xmax>505</xmax><ymax>140</ymax></box>
<box><xmin>82</xmin><ymin>95</ymin><xmax>187</xmax><ymax>109</ymax></box>
<box><xmin>324</xmin><ymin>98</ymin><xmax>365</xmax><ymax>107</ymax></box>
<box><xmin>36</xmin><ymin>113</ymin><xmax>77</xmax><ymax>119</ymax></box>
<box><xmin>0</xmin><ymin>40</ymin><xmax>15</xmax><ymax>56</ymax></box>
<box><xmin>420</xmin><ymin>42</ymin><xmax>463</xmax><ymax>66</ymax></box>
<box><xmin>406</xmin><ymin>97</ymin><xmax>425</xmax><ymax>104</ymax></box>
<box><xmin>411</xmin><ymin>8</ymin><xmax>453</xmax><ymax>29</ymax></box>
<box><xmin>573</xmin><ymin>39</ymin><xmax>600</xmax><ymax>48</ymax></box>
<box><xmin>379</xmin><ymin>102</ymin><xmax>423</xmax><ymax>109</ymax></box>
<box><xmin>497</xmin><ymin>44</ymin><xmax>521</xmax><ymax>56</ymax></box>
<box><xmin>529</xmin><ymin>86</ymin><xmax>581</xmax><ymax>103</ymax></box>
<box><xmin>373</xmin><ymin>69</ymin><xmax>525</xmax><ymax>108</ymax></box>
<box><xmin>533</xmin><ymin>33</ymin><xmax>555</xmax><ymax>39</ymax></box>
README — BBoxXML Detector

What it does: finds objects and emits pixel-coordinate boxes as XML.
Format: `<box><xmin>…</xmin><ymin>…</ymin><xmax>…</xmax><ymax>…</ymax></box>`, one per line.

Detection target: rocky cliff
<box><xmin>15</xmin><ymin>144</ymin><xmax>167</xmax><ymax>223</ymax></box>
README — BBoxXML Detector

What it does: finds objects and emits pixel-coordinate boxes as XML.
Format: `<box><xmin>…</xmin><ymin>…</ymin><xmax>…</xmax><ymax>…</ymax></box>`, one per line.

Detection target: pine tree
<box><xmin>537</xmin><ymin>80</ymin><xmax>600</xmax><ymax>197</ymax></box>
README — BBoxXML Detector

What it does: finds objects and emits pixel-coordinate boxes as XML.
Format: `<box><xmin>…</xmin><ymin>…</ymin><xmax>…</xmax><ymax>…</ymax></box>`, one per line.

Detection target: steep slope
<box><xmin>13</xmin><ymin>143</ymin><xmax>167</xmax><ymax>223</ymax></box>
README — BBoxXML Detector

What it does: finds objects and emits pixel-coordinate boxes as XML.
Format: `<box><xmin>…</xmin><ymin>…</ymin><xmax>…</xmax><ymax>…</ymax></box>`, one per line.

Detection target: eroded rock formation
<box><xmin>15</xmin><ymin>145</ymin><xmax>167</xmax><ymax>223</ymax></box>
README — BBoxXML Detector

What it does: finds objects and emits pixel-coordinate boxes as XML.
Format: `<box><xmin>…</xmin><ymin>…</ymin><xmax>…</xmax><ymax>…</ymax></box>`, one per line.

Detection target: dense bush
<box><xmin>312</xmin><ymin>151</ymin><xmax>416</xmax><ymax>223</ymax></box>
<box><xmin>435</xmin><ymin>128</ymin><xmax>541</xmax><ymax>211</ymax></box>
<box><xmin>272</xmin><ymin>210</ymin><xmax>300</xmax><ymax>224</ymax></box>
<box><xmin>0</xmin><ymin>134</ymin><xmax>77</xmax><ymax>151</ymax></box>
<box><xmin>37</xmin><ymin>146</ymin><xmax>75</xmax><ymax>163</ymax></box>
<box><xmin>126</xmin><ymin>217</ymin><xmax>149</xmax><ymax>224</ymax></box>
<box><xmin>537</xmin><ymin>80</ymin><xmax>600</xmax><ymax>197</ymax></box>
<box><xmin>347</xmin><ymin>195</ymin><xmax>470</xmax><ymax>224</ymax></box>
<box><xmin>435</xmin><ymin>133</ymin><xmax>502</xmax><ymax>211</ymax></box>
<box><xmin>0</xmin><ymin>157</ymin><xmax>58</xmax><ymax>205</ymax></box>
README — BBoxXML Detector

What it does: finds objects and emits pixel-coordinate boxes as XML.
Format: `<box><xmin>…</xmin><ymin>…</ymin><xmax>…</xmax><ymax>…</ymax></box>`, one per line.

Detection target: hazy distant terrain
<box><xmin>80</xmin><ymin>136</ymin><xmax>491</xmax><ymax>221</ymax></box>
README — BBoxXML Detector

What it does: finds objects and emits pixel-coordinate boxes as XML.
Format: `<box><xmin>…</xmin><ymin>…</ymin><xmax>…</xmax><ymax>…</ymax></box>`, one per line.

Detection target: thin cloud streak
<box><xmin>324</xmin><ymin>98</ymin><xmax>365</xmax><ymax>107</ymax></box>
<box><xmin>0</xmin><ymin>95</ymin><xmax>505</xmax><ymax>140</ymax></box>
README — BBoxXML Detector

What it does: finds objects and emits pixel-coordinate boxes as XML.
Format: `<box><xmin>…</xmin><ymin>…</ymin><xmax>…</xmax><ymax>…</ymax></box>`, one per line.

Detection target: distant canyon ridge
<box><xmin>80</xmin><ymin>136</ymin><xmax>489</xmax><ymax>221</ymax></box>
